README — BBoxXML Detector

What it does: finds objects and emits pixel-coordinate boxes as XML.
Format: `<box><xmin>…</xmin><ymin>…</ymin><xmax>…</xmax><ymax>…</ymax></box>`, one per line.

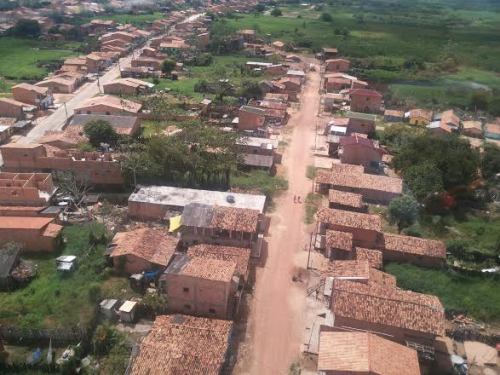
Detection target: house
<box><xmin>160</xmin><ymin>253</ymin><xmax>243</xmax><ymax>319</ymax></box>
<box><xmin>286</xmin><ymin>69</ymin><xmax>306</xmax><ymax>82</ymax></box>
<box><xmin>186</xmin><ymin>244</ymin><xmax>251</xmax><ymax>283</ymax></box>
<box><xmin>0</xmin><ymin>143</ymin><xmax>123</xmax><ymax>185</ymax></box>
<box><xmin>103</xmin><ymin>78</ymin><xmax>154</xmax><ymax>96</ymax></box>
<box><xmin>355</xmin><ymin>247</ymin><xmax>383</xmax><ymax>269</ymax></box>
<box><xmin>36</xmin><ymin>72</ymin><xmax>84</xmax><ymax>94</ymax></box>
<box><xmin>408</xmin><ymin>108</ymin><xmax>433</xmax><ymax>126</ymax></box>
<box><xmin>328</xmin><ymin>189</ymin><xmax>367</xmax><ymax>213</ymax></box>
<box><xmin>315</xmin><ymin>164</ymin><xmax>403</xmax><ymax>204</ymax></box>
<box><xmin>324</xmin><ymin>58</ymin><xmax>350</xmax><ymax>73</ymax></box>
<box><xmin>384</xmin><ymin>109</ymin><xmax>405</xmax><ymax>123</ymax></box>
<box><xmin>0</xmin><ymin>98</ymin><xmax>30</xmax><ymax>120</ymax></box>
<box><xmin>461</xmin><ymin>120</ymin><xmax>483</xmax><ymax>138</ymax></box>
<box><xmin>264</xmin><ymin>93</ymin><xmax>289</xmax><ymax>103</ymax></box>
<box><xmin>330</xmin><ymin>280</ymin><xmax>445</xmax><ymax>353</ymax></box>
<box><xmin>100</xmin><ymin>31</ymin><xmax>137</xmax><ymax>45</ymax></box>
<box><xmin>196</xmin><ymin>32</ymin><xmax>210</xmax><ymax>48</ymax></box>
<box><xmin>382</xmin><ymin>233</ymin><xmax>446</xmax><ymax>268</ymax></box>
<box><xmin>427</xmin><ymin>109</ymin><xmax>460</xmax><ymax>134</ymax></box>
<box><xmin>12</xmin><ymin>83</ymin><xmax>53</xmax><ymax>109</ymax></box>
<box><xmin>109</xmin><ymin>227</ymin><xmax>178</xmax><ymax>274</ymax></box>
<box><xmin>39</xmin><ymin>126</ymin><xmax>86</xmax><ymax>149</ymax></box>
<box><xmin>339</xmin><ymin>135</ymin><xmax>386</xmax><ymax>170</ymax></box>
<box><xmin>316</xmin><ymin>208</ymin><xmax>382</xmax><ymax>249</ymax></box>
<box><xmin>326</xmin><ymin>260</ymin><xmax>397</xmax><ymax>287</ymax></box>
<box><xmin>238</xmin><ymin>105</ymin><xmax>266</xmax><ymax>131</ymax></box>
<box><xmin>238</xmin><ymin>29</ymin><xmax>256</xmax><ymax>42</ymax></box>
<box><xmin>131</xmin><ymin>57</ymin><xmax>164</xmax><ymax>71</ymax></box>
<box><xmin>345</xmin><ymin>111</ymin><xmax>377</xmax><ymax>135</ymax></box>
<box><xmin>74</xmin><ymin>95</ymin><xmax>142</xmax><ymax>116</ymax></box>
<box><xmin>236</xmin><ymin>136</ymin><xmax>279</xmax><ymax>170</ymax></box>
<box><xmin>128</xmin><ymin>185</ymin><xmax>266</xmax><ymax>221</ymax></box>
<box><xmin>349</xmin><ymin>89</ymin><xmax>382</xmax><ymax>113</ymax></box>
<box><xmin>61</xmin><ymin>57</ymin><xmax>87</xmax><ymax>73</ymax></box>
<box><xmin>322</xmin><ymin>47</ymin><xmax>338</xmax><ymax>59</ymax></box>
<box><xmin>0</xmin><ymin>172</ymin><xmax>55</xmax><ymax>206</ymax></box>
<box><xmin>129</xmin><ymin>314</ymin><xmax>233</xmax><ymax>375</ymax></box>
<box><xmin>317</xmin><ymin>331</ymin><xmax>420</xmax><ymax>375</ymax></box>
<box><xmin>85</xmin><ymin>52</ymin><xmax>117</xmax><ymax>73</ymax></box>
<box><xmin>484</xmin><ymin>122</ymin><xmax>500</xmax><ymax>140</ymax></box>
<box><xmin>0</xmin><ymin>216</ymin><xmax>62</xmax><ymax>252</ymax></box>
<box><xmin>321</xmin><ymin>229</ymin><xmax>353</xmax><ymax>260</ymax></box>
<box><xmin>68</xmin><ymin>113</ymin><xmax>140</xmax><ymax>137</ymax></box>
<box><xmin>181</xmin><ymin>203</ymin><xmax>264</xmax><ymax>257</ymax></box>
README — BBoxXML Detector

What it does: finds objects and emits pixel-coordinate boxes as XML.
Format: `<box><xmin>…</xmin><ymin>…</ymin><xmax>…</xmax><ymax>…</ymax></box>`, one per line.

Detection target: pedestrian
<box><xmin>293</xmin><ymin>195</ymin><xmax>297</xmax><ymax>203</ymax></box>
<box><xmin>298</xmin><ymin>195</ymin><xmax>302</xmax><ymax>203</ymax></box>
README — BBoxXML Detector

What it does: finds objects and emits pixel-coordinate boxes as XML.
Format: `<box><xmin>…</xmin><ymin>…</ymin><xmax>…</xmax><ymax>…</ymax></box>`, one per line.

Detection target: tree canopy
<box><xmin>11</xmin><ymin>19</ymin><xmax>41</xmax><ymax>38</ymax></box>
<box><xmin>84</xmin><ymin>120</ymin><xmax>118</xmax><ymax>147</ymax></box>
<box><xmin>271</xmin><ymin>8</ymin><xmax>282</xmax><ymax>17</ymax></box>
<box><xmin>388</xmin><ymin>195</ymin><xmax>419</xmax><ymax>232</ymax></box>
<box><xmin>161</xmin><ymin>59</ymin><xmax>176</xmax><ymax>74</ymax></box>
<box><xmin>481</xmin><ymin>143</ymin><xmax>500</xmax><ymax>180</ymax></box>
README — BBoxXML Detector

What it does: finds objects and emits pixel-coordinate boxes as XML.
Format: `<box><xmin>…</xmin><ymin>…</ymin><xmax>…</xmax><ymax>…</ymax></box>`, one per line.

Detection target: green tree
<box><xmin>271</xmin><ymin>8</ymin><xmax>282</xmax><ymax>17</ymax></box>
<box><xmin>403</xmin><ymin>162</ymin><xmax>444</xmax><ymax>200</ymax></box>
<box><xmin>481</xmin><ymin>143</ymin><xmax>500</xmax><ymax>180</ymax></box>
<box><xmin>255</xmin><ymin>3</ymin><xmax>265</xmax><ymax>12</ymax></box>
<box><xmin>84</xmin><ymin>119</ymin><xmax>118</xmax><ymax>147</ymax></box>
<box><xmin>11</xmin><ymin>19</ymin><xmax>41</xmax><ymax>38</ymax></box>
<box><xmin>161</xmin><ymin>59</ymin><xmax>176</xmax><ymax>75</ymax></box>
<box><xmin>320</xmin><ymin>12</ymin><xmax>333</xmax><ymax>22</ymax></box>
<box><xmin>388</xmin><ymin>195</ymin><xmax>419</xmax><ymax>232</ymax></box>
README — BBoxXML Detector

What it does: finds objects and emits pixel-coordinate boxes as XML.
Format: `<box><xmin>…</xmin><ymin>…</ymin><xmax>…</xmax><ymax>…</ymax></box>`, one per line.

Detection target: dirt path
<box><xmin>242</xmin><ymin>67</ymin><xmax>321</xmax><ymax>375</ymax></box>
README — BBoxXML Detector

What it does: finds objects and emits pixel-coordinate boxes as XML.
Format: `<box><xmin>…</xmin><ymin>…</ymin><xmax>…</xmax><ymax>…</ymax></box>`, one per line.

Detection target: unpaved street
<box><xmin>241</xmin><ymin>66</ymin><xmax>321</xmax><ymax>375</ymax></box>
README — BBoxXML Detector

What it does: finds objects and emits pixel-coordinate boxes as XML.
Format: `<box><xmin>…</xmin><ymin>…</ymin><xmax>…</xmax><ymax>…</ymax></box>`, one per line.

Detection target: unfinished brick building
<box><xmin>0</xmin><ymin>143</ymin><xmax>123</xmax><ymax>185</ymax></box>
<box><xmin>0</xmin><ymin>172</ymin><xmax>56</xmax><ymax>206</ymax></box>
<box><xmin>0</xmin><ymin>216</ymin><xmax>62</xmax><ymax>252</ymax></box>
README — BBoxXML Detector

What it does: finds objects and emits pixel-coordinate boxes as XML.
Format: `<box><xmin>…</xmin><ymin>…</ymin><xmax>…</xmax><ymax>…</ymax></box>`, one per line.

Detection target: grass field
<box><xmin>386</xmin><ymin>263</ymin><xmax>500</xmax><ymax>322</ymax></box>
<box><xmin>0</xmin><ymin>223</ymin><xmax>136</xmax><ymax>329</ymax></box>
<box><xmin>220</xmin><ymin>0</ymin><xmax>500</xmax><ymax>110</ymax></box>
<box><xmin>81</xmin><ymin>12</ymin><xmax>165</xmax><ymax>27</ymax></box>
<box><xmin>231</xmin><ymin>169</ymin><xmax>288</xmax><ymax>199</ymax></box>
<box><xmin>0</xmin><ymin>37</ymin><xmax>79</xmax><ymax>81</ymax></box>
<box><xmin>154</xmin><ymin>54</ymin><xmax>270</xmax><ymax>99</ymax></box>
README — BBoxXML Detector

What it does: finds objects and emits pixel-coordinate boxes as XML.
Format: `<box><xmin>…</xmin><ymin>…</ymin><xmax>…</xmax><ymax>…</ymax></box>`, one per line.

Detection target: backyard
<box><xmin>0</xmin><ymin>223</ymin><xmax>137</xmax><ymax>329</ymax></box>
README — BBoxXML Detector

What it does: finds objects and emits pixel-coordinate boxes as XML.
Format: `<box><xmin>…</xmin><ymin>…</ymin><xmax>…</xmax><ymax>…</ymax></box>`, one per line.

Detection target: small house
<box><xmin>56</xmin><ymin>255</ymin><xmax>77</xmax><ymax>272</ymax></box>
<box><xmin>74</xmin><ymin>95</ymin><xmax>142</xmax><ymax>117</ymax></box>
<box><xmin>339</xmin><ymin>135</ymin><xmax>385</xmax><ymax>169</ymax></box>
<box><xmin>408</xmin><ymin>109</ymin><xmax>433</xmax><ymax>126</ymax></box>
<box><xmin>238</xmin><ymin>105</ymin><xmax>266</xmax><ymax>131</ymax></box>
<box><xmin>99</xmin><ymin>298</ymin><xmax>119</xmax><ymax>320</ymax></box>
<box><xmin>322</xmin><ymin>47</ymin><xmax>339</xmax><ymax>59</ymax></box>
<box><xmin>461</xmin><ymin>120</ymin><xmax>483</xmax><ymax>139</ymax></box>
<box><xmin>349</xmin><ymin>89</ymin><xmax>382</xmax><ymax>113</ymax></box>
<box><xmin>118</xmin><ymin>300</ymin><xmax>138</xmax><ymax>323</ymax></box>
<box><xmin>484</xmin><ymin>122</ymin><xmax>500</xmax><ymax>140</ymax></box>
<box><xmin>324</xmin><ymin>58</ymin><xmax>350</xmax><ymax>73</ymax></box>
<box><xmin>384</xmin><ymin>109</ymin><xmax>404</xmax><ymax>123</ymax></box>
<box><xmin>328</xmin><ymin>189</ymin><xmax>367</xmax><ymax>213</ymax></box>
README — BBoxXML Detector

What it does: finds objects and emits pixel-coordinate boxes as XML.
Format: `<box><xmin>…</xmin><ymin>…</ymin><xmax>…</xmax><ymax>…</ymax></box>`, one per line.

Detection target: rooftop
<box><xmin>382</xmin><ymin>233</ymin><xmax>446</xmax><ymax>259</ymax></box>
<box><xmin>187</xmin><ymin>244</ymin><xmax>251</xmax><ymax>278</ymax></box>
<box><xmin>130</xmin><ymin>314</ymin><xmax>233</xmax><ymax>375</ymax></box>
<box><xmin>240</xmin><ymin>105</ymin><xmax>266</xmax><ymax>116</ymax></box>
<box><xmin>74</xmin><ymin>95</ymin><xmax>142</xmax><ymax>113</ymax></box>
<box><xmin>13</xmin><ymin>83</ymin><xmax>48</xmax><ymax>95</ymax></box>
<box><xmin>0</xmin><ymin>216</ymin><xmax>54</xmax><ymax>230</ymax></box>
<box><xmin>129</xmin><ymin>186</ymin><xmax>266</xmax><ymax>213</ymax></box>
<box><xmin>331</xmin><ymin>280</ymin><xmax>445</xmax><ymax>336</ymax></box>
<box><xmin>318</xmin><ymin>331</ymin><xmax>420</xmax><ymax>375</ymax></box>
<box><xmin>179</xmin><ymin>256</ymin><xmax>237</xmax><ymax>282</ymax></box>
<box><xmin>317</xmin><ymin>208</ymin><xmax>382</xmax><ymax>232</ymax></box>
<box><xmin>328</xmin><ymin>189</ymin><xmax>364</xmax><ymax>208</ymax></box>
<box><xmin>355</xmin><ymin>247</ymin><xmax>383</xmax><ymax>269</ymax></box>
<box><xmin>110</xmin><ymin>227</ymin><xmax>178</xmax><ymax>267</ymax></box>
<box><xmin>325</xmin><ymin>230</ymin><xmax>353</xmax><ymax>251</ymax></box>
<box><xmin>350</xmin><ymin>88</ymin><xmax>382</xmax><ymax>98</ymax></box>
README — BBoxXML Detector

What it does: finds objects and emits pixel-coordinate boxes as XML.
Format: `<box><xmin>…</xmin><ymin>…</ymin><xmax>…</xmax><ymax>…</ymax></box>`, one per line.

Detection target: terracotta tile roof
<box><xmin>384</xmin><ymin>109</ymin><xmax>405</xmax><ymax>118</ymax></box>
<box><xmin>318</xmin><ymin>331</ymin><xmax>420</xmax><ymax>375</ymax></box>
<box><xmin>355</xmin><ymin>247</ymin><xmax>383</xmax><ymax>269</ymax></box>
<box><xmin>317</xmin><ymin>208</ymin><xmax>382</xmax><ymax>232</ymax></box>
<box><xmin>369</xmin><ymin>268</ymin><xmax>397</xmax><ymax>287</ymax></box>
<box><xmin>331</xmin><ymin>280</ymin><xmax>445</xmax><ymax>336</ymax></box>
<box><xmin>462</xmin><ymin>120</ymin><xmax>482</xmax><ymax>131</ymax></box>
<box><xmin>315</xmin><ymin>163</ymin><xmax>364</xmax><ymax>184</ymax></box>
<box><xmin>383</xmin><ymin>233</ymin><xmax>446</xmax><ymax>259</ymax></box>
<box><xmin>211</xmin><ymin>206</ymin><xmax>260</xmax><ymax>233</ymax></box>
<box><xmin>485</xmin><ymin>122</ymin><xmax>500</xmax><ymax>135</ymax></box>
<box><xmin>350</xmin><ymin>88</ymin><xmax>382</xmax><ymax>98</ymax></box>
<box><xmin>42</xmin><ymin>223</ymin><xmax>63</xmax><ymax>238</ymax></box>
<box><xmin>110</xmin><ymin>227</ymin><xmax>178</xmax><ymax>267</ymax></box>
<box><xmin>328</xmin><ymin>260</ymin><xmax>369</xmax><ymax>280</ymax></box>
<box><xmin>130</xmin><ymin>314</ymin><xmax>233</xmax><ymax>375</ymax></box>
<box><xmin>187</xmin><ymin>244</ymin><xmax>250</xmax><ymax>278</ymax></box>
<box><xmin>409</xmin><ymin>108</ymin><xmax>433</xmax><ymax>122</ymax></box>
<box><xmin>75</xmin><ymin>95</ymin><xmax>142</xmax><ymax>113</ymax></box>
<box><xmin>13</xmin><ymin>83</ymin><xmax>48</xmax><ymax>95</ymax></box>
<box><xmin>0</xmin><ymin>216</ymin><xmax>54</xmax><ymax>230</ymax></box>
<box><xmin>180</xmin><ymin>256</ymin><xmax>236</xmax><ymax>282</ymax></box>
<box><xmin>0</xmin><ymin>97</ymin><xmax>27</xmax><ymax>108</ymax></box>
<box><xmin>328</xmin><ymin>189</ymin><xmax>364</xmax><ymax>208</ymax></box>
<box><xmin>325</xmin><ymin>229</ymin><xmax>353</xmax><ymax>251</ymax></box>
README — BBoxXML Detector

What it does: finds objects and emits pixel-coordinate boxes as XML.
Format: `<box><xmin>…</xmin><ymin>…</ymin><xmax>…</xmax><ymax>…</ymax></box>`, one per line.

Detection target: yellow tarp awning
<box><xmin>169</xmin><ymin>215</ymin><xmax>182</xmax><ymax>232</ymax></box>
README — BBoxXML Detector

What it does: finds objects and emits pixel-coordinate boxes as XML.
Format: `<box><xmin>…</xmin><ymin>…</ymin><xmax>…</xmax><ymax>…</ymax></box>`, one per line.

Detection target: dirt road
<box><xmin>244</xmin><ymin>67</ymin><xmax>321</xmax><ymax>375</ymax></box>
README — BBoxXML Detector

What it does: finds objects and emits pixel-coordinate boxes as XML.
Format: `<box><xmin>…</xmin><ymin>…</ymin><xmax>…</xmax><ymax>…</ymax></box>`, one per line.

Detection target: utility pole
<box><xmin>307</xmin><ymin>231</ymin><xmax>314</xmax><ymax>269</ymax></box>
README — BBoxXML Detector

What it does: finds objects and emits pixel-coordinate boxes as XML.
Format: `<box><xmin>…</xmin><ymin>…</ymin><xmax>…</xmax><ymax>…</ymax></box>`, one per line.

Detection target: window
<box><xmin>86</xmin><ymin>111</ymin><xmax>91</xmax><ymax>114</ymax></box>
<box><xmin>183</xmin><ymin>287</ymin><xmax>189</xmax><ymax>293</ymax></box>
<box><xmin>183</xmin><ymin>304</ymin><xmax>191</xmax><ymax>310</ymax></box>
<box><xmin>209</xmin><ymin>308</ymin><xmax>216</xmax><ymax>314</ymax></box>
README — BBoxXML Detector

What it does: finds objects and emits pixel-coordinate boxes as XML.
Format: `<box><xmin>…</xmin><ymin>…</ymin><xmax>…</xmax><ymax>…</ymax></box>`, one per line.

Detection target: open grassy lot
<box><xmin>154</xmin><ymin>54</ymin><xmax>270</xmax><ymax>99</ymax></box>
<box><xmin>221</xmin><ymin>0</ymin><xmax>500</xmax><ymax>110</ymax></box>
<box><xmin>0</xmin><ymin>223</ymin><xmax>136</xmax><ymax>329</ymax></box>
<box><xmin>231</xmin><ymin>169</ymin><xmax>288</xmax><ymax>199</ymax></box>
<box><xmin>386</xmin><ymin>263</ymin><xmax>500</xmax><ymax>323</ymax></box>
<box><xmin>0</xmin><ymin>37</ymin><xmax>79</xmax><ymax>81</ymax></box>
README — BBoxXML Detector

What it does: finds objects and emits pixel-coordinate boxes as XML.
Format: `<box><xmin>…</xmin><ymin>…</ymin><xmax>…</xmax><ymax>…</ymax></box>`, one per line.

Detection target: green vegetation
<box><xmin>84</xmin><ymin>120</ymin><xmax>118</xmax><ymax>147</ymax></box>
<box><xmin>305</xmin><ymin>193</ymin><xmax>322</xmax><ymax>224</ymax></box>
<box><xmin>219</xmin><ymin>0</ymin><xmax>500</xmax><ymax>112</ymax></box>
<box><xmin>81</xmin><ymin>12</ymin><xmax>165</xmax><ymax>27</ymax></box>
<box><xmin>231</xmin><ymin>170</ymin><xmax>288</xmax><ymax>199</ymax></box>
<box><xmin>305</xmin><ymin>165</ymin><xmax>316</xmax><ymax>180</ymax></box>
<box><xmin>388</xmin><ymin>195</ymin><xmax>419</xmax><ymax>232</ymax></box>
<box><xmin>0</xmin><ymin>223</ymin><xmax>134</xmax><ymax>329</ymax></box>
<box><xmin>92</xmin><ymin>324</ymin><xmax>130</xmax><ymax>374</ymax></box>
<box><xmin>0</xmin><ymin>37</ymin><xmax>79</xmax><ymax>80</ymax></box>
<box><xmin>386</xmin><ymin>263</ymin><xmax>500</xmax><ymax>322</ymax></box>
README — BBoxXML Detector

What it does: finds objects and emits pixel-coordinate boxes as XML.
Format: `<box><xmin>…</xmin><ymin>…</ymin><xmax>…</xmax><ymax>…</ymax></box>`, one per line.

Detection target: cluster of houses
<box><xmin>306</xmin><ymin>53</ymin><xmax>453</xmax><ymax>374</ymax></box>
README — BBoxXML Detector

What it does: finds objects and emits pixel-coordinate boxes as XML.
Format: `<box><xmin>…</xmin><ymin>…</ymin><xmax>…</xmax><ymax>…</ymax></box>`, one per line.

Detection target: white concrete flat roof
<box><xmin>129</xmin><ymin>185</ymin><xmax>267</xmax><ymax>213</ymax></box>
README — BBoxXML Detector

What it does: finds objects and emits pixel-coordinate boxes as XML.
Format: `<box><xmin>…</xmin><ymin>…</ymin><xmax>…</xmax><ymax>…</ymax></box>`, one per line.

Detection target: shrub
<box><xmin>271</xmin><ymin>8</ymin><xmax>282</xmax><ymax>17</ymax></box>
<box><xmin>320</xmin><ymin>12</ymin><xmax>333</xmax><ymax>22</ymax></box>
